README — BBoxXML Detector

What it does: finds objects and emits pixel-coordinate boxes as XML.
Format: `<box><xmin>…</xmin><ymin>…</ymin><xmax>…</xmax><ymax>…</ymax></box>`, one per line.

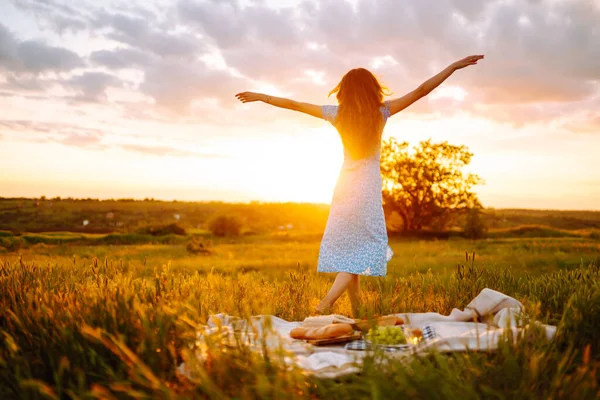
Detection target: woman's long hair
<box><xmin>329</xmin><ymin>68</ymin><xmax>391</xmax><ymax>159</ymax></box>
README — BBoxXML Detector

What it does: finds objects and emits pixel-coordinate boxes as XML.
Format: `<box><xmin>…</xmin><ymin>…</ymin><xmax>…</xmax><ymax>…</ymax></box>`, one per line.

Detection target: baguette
<box><xmin>290</xmin><ymin>327</ymin><xmax>310</xmax><ymax>339</ymax></box>
<box><xmin>289</xmin><ymin>323</ymin><xmax>353</xmax><ymax>340</ymax></box>
<box><xmin>301</xmin><ymin>314</ymin><xmax>356</xmax><ymax>328</ymax></box>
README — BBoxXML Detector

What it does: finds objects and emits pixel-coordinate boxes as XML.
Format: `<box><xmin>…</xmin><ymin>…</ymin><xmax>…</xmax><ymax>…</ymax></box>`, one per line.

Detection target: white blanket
<box><xmin>178</xmin><ymin>288</ymin><xmax>557</xmax><ymax>379</ymax></box>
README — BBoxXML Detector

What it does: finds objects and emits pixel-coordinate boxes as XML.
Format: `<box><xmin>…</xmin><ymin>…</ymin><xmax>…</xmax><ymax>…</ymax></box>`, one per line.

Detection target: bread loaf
<box><xmin>289</xmin><ymin>323</ymin><xmax>353</xmax><ymax>340</ymax></box>
<box><xmin>290</xmin><ymin>327</ymin><xmax>309</xmax><ymax>339</ymax></box>
<box><xmin>301</xmin><ymin>314</ymin><xmax>356</xmax><ymax>328</ymax></box>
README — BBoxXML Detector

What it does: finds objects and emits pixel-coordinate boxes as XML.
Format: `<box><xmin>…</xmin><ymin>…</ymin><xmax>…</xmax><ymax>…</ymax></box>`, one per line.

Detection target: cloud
<box><xmin>93</xmin><ymin>10</ymin><xmax>204</xmax><ymax>58</ymax></box>
<box><xmin>10</xmin><ymin>0</ymin><xmax>92</xmax><ymax>34</ymax></box>
<box><xmin>455</xmin><ymin>0</ymin><xmax>600</xmax><ymax>105</ymax></box>
<box><xmin>64</xmin><ymin>71</ymin><xmax>123</xmax><ymax>102</ymax></box>
<box><xmin>0</xmin><ymin>22</ymin><xmax>83</xmax><ymax>74</ymax></box>
<box><xmin>17</xmin><ymin>40</ymin><xmax>83</xmax><ymax>72</ymax></box>
<box><xmin>0</xmin><ymin>119</ymin><xmax>105</xmax><ymax>148</ymax></box>
<box><xmin>90</xmin><ymin>47</ymin><xmax>152</xmax><ymax>69</ymax></box>
<box><xmin>0</xmin><ymin>118</ymin><xmax>230</xmax><ymax>157</ymax></box>
<box><xmin>120</xmin><ymin>143</ymin><xmax>225</xmax><ymax>158</ymax></box>
<box><xmin>140</xmin><ymin>58</ymin><xmax>242</xmax><ymax>112</ymax></box>
<box><xmin>0</xmin><ymin>119</ymin><xmax>103</xmax><ymax>135</ymax></box>
<box><xmin>177</xmin><ymin>0</ymin><xmax>600</xmax><ymax>107</ymax></box>
<box><xmin>177</xmin><ymin>0</ymin><xmax>251</xmax><ymax>49</ymax></box>
<box><xmin>1</xmin><ymin>71</ymin><xmax>126</xmax><ymax>104</ymax></box>
<box><xmin>60</xmin><ymin>131</ymin><xmax>103</xmax><ymax>147</ymax></box>
<box><xmin>178</xmin><ymin>0</ymin><xmax>304</xmax><ymax>49</ymax></box>
<box><xmin>2</xmin><ymin>74</ymin><xmax>48</xmax><ymax>91</ymax></box>
<box><xmin>2</xmin><ymin>0</ymin><xmax>600</xmax><ymax>128</ymax></box>
<box><xmin>450</xmin><ymin>0</ymin><xmax>488</xmax><ymax>20</ymax></box>
<box><xmin>558</xmin><ymin>111</ymin><xmax>600</xmax><ymax>134</ymax></box>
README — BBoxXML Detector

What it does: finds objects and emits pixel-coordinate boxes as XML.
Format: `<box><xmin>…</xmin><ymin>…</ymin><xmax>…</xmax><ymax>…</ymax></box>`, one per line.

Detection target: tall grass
<box><xmin>1</xmin><ymin>252</ymin><xmax>599</xmax><ymax>399</ymax></box>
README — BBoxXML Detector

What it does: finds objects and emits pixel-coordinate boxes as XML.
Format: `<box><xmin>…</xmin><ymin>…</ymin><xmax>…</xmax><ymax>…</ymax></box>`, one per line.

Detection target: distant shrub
<box><xmin>0</xmin><ymin>236</ymin><xmax>25</xmax><ymax>252</ymax></box>
<box><xmin>156</xmin><ymin>234</ymin><xmax>184</xmax><ymax>245</ymax></box>
<box><xmin>208</xmin><ymin>215</ymin><xmax>242</xmax><ymax>237</ymax></box>
<box><xmin>463</xmin><ymin>208</ymin><xmax>488</xmax><ymax>240</ymax></box>
<box><xmin>489</xmin><ymin>225</ymin><xmax>581</xmax><ymax>239</ymax></box>
<box><xmin>99</xmin><ymin>233</ymin><xmax>154</xmax><ymax>245</ymax></box>
<box><xmin>22</xmin><ymin>235</ymin><xmax>80</xmax><ymax>246</ymax></box>
<box><xmin>186</xmin><ymin>237</ymin><xmax>212</xmax><ymax>255</ymax></box>
<box><xmin>139</xmin><ymin>223</ymin><xmax>187</xmax><ymax>236</ymax></box>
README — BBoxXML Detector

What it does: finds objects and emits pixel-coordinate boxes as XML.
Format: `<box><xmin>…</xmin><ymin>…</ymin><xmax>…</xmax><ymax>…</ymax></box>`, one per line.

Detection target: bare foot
<box><xmin>314</xmin><ymin>304</ymin><xmax>331</xmax><ymax>315</ymax></box>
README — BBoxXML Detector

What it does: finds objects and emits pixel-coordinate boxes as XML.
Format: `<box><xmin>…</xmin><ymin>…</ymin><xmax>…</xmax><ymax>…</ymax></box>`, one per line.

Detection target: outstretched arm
<box><xmin>235</xmin><ymin>92</ymin><xmax>323</xmax><ymax>119</ymax></box>
<box><xmin>388</xmin><ymin>55</ymin><xmax>484</xmax><ymax>117</ymax></box>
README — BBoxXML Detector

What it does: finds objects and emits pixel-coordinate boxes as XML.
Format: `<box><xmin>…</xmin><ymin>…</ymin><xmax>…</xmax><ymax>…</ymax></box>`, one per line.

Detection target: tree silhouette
<box><xmin>380</xmin><ymin>138</ymin><xmax>483</xmax><ymax>232</ymax></box>
<box><xmin>463</xmin><ymin>207</ymin><xmax>488</xmax><ymax>239</ymax></box>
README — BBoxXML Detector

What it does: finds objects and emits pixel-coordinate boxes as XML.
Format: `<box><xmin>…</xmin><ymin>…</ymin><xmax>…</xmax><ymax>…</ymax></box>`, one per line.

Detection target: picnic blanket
<box><xmin>178</xmin><ymin>288</ymin><xmax>557</xmax><ymax>379</ymax></box>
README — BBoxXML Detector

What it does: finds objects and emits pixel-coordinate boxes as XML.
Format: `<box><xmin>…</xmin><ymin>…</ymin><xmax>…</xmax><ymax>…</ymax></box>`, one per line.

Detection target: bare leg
<box><xmin>316</xmin><ymin>272</ymin><xmax>357</xmax><ymax>314</ymax></box>
<box><xmin>347</xmin><ymin>274</ymin><xmax>361</xmax><ymax>317</ymax></box>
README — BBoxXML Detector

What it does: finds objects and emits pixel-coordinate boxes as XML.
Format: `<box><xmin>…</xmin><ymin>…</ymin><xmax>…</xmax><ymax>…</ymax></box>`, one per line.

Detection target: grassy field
<box><xmin>1</xmin><ymin>232</ymin><xmax>600</xmax><ymax>399</ymax></box>
<box><xmin>7</xmin><ymin>234</ymin><xmax>600</xmax><ymax>279</ymax></box>
<box><xmin>3</xmin><ymin>197</ymin><xmax>600</xmax><ymax>235</ymax></box>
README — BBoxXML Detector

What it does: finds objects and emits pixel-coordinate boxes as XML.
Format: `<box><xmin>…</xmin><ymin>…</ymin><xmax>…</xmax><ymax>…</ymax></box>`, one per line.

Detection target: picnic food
<box><xmin>289</xmin><ymin>327</ymin><xmax>310</xmax><ymax>339</ymax></box>
<box><xmin>353</xmin><ymin>315</ymin><xmax>404</xmax><ymax>332</ymax></box>
<box><xmin>301</xmin><ymin>314</ymin><xmax>356</xmax><ymax>328</ymax></box>
<box><xmin>290</xmin><ymin>323</ymin><xmax>353</xmax><ymax>340</ymax></box>
<box><xmin>366</xmin><ymin>326</ymin><xmax>407</xmax><ymax>345</ymax></box>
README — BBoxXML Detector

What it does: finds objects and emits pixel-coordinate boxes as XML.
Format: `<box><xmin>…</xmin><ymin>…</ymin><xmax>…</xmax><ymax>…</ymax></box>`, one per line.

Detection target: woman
<box><xmin>236</xmin><ymin>54</ymin><xmax>484</xmax><ymax>316</ymax></box>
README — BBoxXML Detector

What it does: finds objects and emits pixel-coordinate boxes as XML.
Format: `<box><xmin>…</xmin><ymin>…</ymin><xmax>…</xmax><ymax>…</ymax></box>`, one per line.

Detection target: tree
<box><xmin>208</xmin><ymin>215</ymin><xmax>242</xmax><ymax>237</ymax></box>
<box><xmin>380</xmin><ymin>138</ymin><xmax>483</xmax><ymax>232</ymax></box>
<box><xmin>463</xmin><ymin>207</ymin><xmax>488</xmax><ymax>240</ymax></box>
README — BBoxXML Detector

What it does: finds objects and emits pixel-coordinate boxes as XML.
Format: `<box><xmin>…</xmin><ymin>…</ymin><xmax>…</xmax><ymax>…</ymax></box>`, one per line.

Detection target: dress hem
<box><xmin>316</xmin><ymin>269</ymin><xmax>387</xmax><ymax>277</ymax></box>
<box><xmin>317</xmin><ymin>245</ymin><xmax>393</xmax><ymax>277</ymax></box>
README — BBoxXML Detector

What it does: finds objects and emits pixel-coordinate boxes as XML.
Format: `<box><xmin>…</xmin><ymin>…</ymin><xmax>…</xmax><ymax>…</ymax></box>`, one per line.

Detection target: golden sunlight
<box><xmin>226</xmin><ymin>128</ymin><xmax>343</xmax><ymax>202</ymax></box>
<box><xmin>430</xmin><ymin>85</ymin><xmax>467</xmax><ymax>101</ymax></box>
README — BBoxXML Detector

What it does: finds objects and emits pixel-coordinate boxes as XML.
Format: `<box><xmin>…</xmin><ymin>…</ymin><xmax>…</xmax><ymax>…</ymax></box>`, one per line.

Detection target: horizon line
<box><xmin>2</xmin><ymin>196</ymin><xmax>599</xmax><ymax>213</ymax></box>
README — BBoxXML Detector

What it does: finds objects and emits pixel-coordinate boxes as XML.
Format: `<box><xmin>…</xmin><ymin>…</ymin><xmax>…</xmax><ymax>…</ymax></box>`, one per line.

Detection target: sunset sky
<box><xmin>1</xmin><ymin>0</ymin><xmax>599</xmax><ymax>210</ymax></box>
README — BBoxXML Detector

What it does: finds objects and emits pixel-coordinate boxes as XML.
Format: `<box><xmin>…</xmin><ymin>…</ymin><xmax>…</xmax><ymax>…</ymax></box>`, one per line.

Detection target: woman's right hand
<box><xmin>235</xmin><ymin>91</ymin><xmax>264</xmax><ymax>103</ymax></box>
<box><xmin>452</xmin><ymin>55</ymin><xmax>484</xmax><ymax>70</ymax></box>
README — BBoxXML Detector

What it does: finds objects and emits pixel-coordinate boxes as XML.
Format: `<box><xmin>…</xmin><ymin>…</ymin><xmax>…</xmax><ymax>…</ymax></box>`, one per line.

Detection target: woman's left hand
<box><xmin>235</xmin><ymin>92</ymin><xmax>264</xmax><ymax>103</ymax></box>
<box><xmin>452</xmin><ymin>55</ymin><xmax>484</xmax><ymax>70</ymax></box>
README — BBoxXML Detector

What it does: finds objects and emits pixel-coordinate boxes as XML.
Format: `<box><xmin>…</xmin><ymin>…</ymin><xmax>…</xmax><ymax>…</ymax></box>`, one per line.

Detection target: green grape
<box><xmin>367</xmin><ymin>326</ymin><xmax>407</xmax><ymax>345</ymax></box>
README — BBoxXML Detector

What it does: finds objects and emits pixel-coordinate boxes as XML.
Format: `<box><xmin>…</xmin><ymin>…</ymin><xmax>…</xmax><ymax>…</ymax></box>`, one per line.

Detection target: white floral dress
<box><xmin>317</xmin><ymin>102</ymin><xmax>393</xmax><ymax>277</ymax></box>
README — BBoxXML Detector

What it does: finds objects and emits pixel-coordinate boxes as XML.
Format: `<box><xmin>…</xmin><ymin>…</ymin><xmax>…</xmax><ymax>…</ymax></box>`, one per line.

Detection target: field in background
<box><xmin>4</xmin><ymin>234</ymin><xmax>600</xmax><ymax>279</ymax></box>
<box><xmin>2</xmin><ymin>197</ymin><xmax>600</xmax><ymax>235</ymax></box>
<box><xmin>1</xmin><ymin>198</ymin><xmax>600</xmax><ymax>398</ymax></box>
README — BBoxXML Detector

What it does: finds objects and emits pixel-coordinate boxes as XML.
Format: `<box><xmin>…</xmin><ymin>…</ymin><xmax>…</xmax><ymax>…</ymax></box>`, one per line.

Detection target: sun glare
<box><xmin>224</xmin><ymin>129</ymin><xmax>343</xmax><ymax>203</ymax></box>
<box><xmin>430</xmin><ymin>85</ymin><xmax>467</xmax><ymax>101</ymax></box>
